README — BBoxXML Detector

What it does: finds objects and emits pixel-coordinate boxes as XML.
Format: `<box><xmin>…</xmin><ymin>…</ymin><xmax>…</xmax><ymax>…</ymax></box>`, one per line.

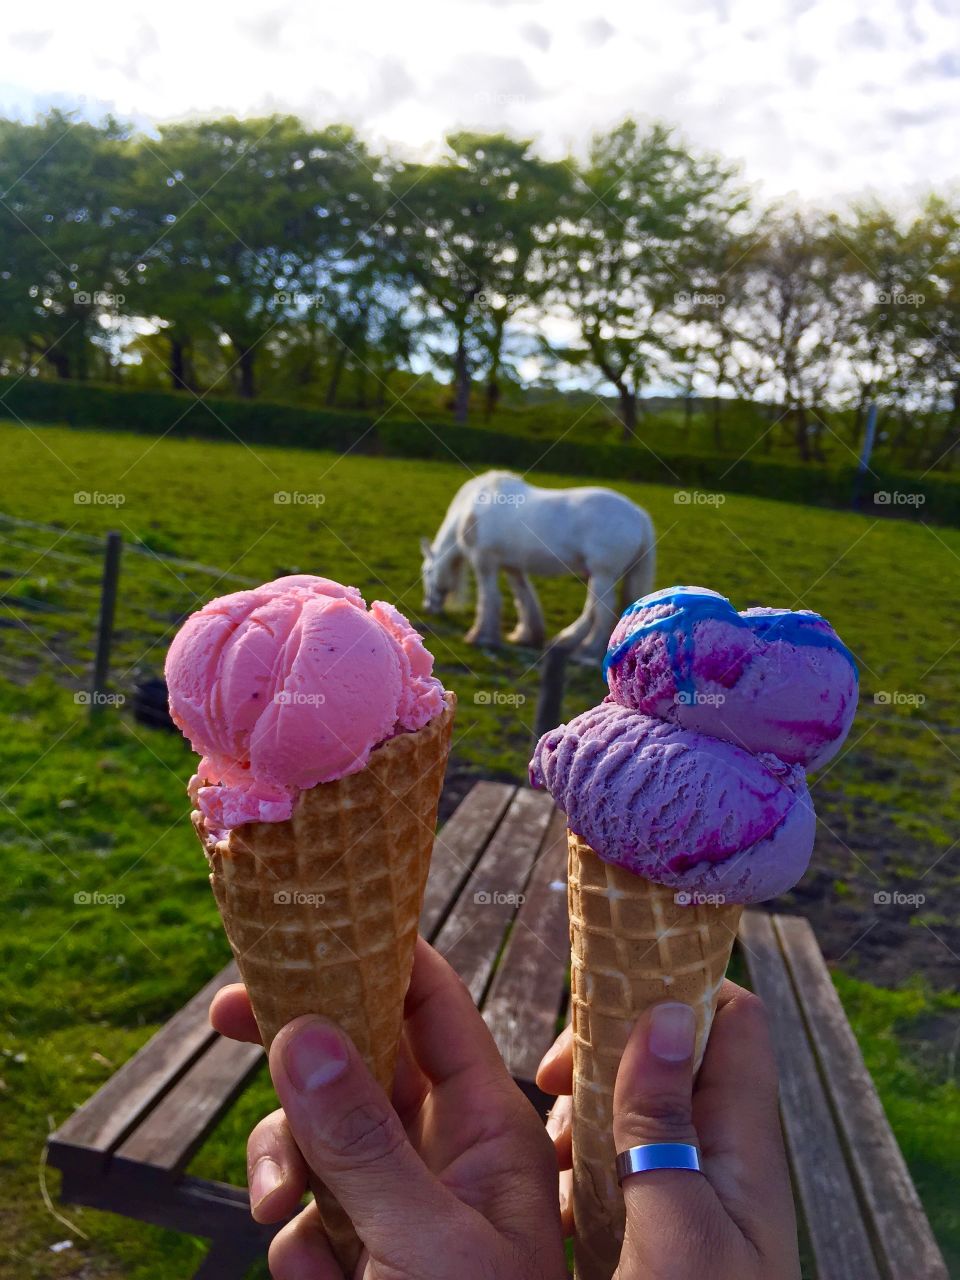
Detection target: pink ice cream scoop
<box><xmin>604</xmin><ymin>586</ymin><xmax>858</xmax><ymax>771</ymax></box>
<box><xmin>165</xmin><ymin>575</ymin><xmax>447</xmax><ymax>829</ymax></box>
<box><xmin>530</xmin><ymin>702</ymin><xmax>815</xmax><ymax>903</ymax></box>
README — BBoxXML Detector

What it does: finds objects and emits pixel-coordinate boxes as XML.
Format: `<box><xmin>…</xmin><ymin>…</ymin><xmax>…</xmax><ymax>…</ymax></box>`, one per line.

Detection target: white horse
<box><xmin>420</xmin><ymin>471</ymin><xmax>656</xmax><ymax>658</ymax></box>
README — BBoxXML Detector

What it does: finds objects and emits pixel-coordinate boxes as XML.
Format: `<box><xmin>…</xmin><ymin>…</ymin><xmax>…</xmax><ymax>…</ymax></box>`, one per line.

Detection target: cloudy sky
<box><xmin>2</xmin><ymin>0</ymin><xmax>957</xmax><ymax>204</ymax></box>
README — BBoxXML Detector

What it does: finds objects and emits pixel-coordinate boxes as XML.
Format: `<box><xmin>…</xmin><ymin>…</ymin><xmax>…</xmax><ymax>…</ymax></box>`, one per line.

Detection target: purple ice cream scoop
<box><xmin>603</xmin><ymin>586</ymin><xmax>858</xmax><ymax>771</ymax></box>
<box><xmin>530</xmin><ymin>701</ymin><xmax>815</xmax><ymax>904</ymax></box>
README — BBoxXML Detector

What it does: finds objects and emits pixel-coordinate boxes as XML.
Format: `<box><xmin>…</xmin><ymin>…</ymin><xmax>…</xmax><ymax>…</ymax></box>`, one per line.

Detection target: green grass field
<box><xmin>2</xmin><ymin>419</ymin><xmax>958</xmax><ymax>1277</ymax></box>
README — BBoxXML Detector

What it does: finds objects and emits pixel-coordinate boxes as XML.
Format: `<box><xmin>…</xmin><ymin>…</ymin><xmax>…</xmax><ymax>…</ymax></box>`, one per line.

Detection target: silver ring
<box><xmin>616</xmin><ymin>1143</ymin><xmax>702</xmax><ymax>1182</ymax></box>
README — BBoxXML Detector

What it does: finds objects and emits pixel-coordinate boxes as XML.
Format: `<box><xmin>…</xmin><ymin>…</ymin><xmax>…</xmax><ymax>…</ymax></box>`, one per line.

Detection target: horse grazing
<box><xmin>420</xmin><ymin>471</ymin><xmax>656</xmax><ymax>659</ymax></box>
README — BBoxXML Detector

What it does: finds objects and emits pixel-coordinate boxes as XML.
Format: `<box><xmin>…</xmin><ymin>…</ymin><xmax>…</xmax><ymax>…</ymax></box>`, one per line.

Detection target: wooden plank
<box><xmin>482</xmin><ymin>806</ymin><xmax>569</xmax><ymax>1088</ymax></box>
<box><xmin>112</xmin><ymin>1035</ymin><xmax>263</xmax><ymax>1179</ymax></box>
<box><xmin>433</xmin><ymin>788</ymin><xmax>555</xmax><ymax>1005</ymax></box>
<box><xmin>421</xmin><ymin>781</ymin><xmax>516</xmax><ymax>941</ymax></box>
<box><xmin>60</xmin><ymin>1169</ymin><xmax>280</xmax><ymax>1244</ymax></box>
<box><xmin>194</xmin><ymin>1233</ymin><xmax>266</xmax><ymax>1279</ymax></box>
<box><xmin>739</xmin><ymin>911</ymin><xmax>882</xmax><ymax>1280</ymax></box>
<box><xmin>48</xmin><ymin>961</ymin><xmax>241</xmax><ymax>1173</ymax></box>
<box><xmin>774</xmin><ymin>915</ymin><xmax>949</xmax><ymax>1280</ymax></box>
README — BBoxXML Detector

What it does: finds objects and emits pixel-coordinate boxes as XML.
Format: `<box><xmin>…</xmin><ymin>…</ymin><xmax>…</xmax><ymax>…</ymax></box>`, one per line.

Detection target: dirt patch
<box><xmin>443</xmin><ymin>764</ymin><xmax>960</xmax><ymax>993</ymax></box>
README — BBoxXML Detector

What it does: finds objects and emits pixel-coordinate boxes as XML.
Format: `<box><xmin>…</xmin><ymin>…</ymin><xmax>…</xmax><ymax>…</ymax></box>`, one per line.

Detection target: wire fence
<box><xmin>6</xmin><ymin>511</ymin><xmax>954</xmax><ymax>744</ymax></box>
<box><xmin>0</xmin><ymin>511</ymin><xmax>256</xmax><ymax>710</ymax></box>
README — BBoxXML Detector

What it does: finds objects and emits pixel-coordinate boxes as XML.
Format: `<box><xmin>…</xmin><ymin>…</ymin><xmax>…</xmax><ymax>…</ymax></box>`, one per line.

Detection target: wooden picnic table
<box><xmin>47</xmin><ymin>780</ymin><xmax>948</xmax><ymax>1279</ymax></box>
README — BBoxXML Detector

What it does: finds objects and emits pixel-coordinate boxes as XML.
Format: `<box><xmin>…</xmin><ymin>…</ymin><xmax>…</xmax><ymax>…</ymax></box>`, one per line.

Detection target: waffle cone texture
<box><xmin>192</xmin><ymin>692</ymin><xmax>455</xmax><ymax>1274</ymax></box>
<box><xmin>567</xmin><ymin>831</ymin><xmax>743</xmax><ymax>1280</ymax></box>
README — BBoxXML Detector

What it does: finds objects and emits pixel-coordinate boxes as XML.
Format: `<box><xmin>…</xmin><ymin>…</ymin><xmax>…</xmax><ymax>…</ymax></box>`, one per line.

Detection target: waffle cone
<box><xmin>567</xmin><ymin>832</ymin><xmax>742</xmax><ymax>1280</ymax></box>
<box><xmin>192</xmin><ymin>693</ymin><xmax>455</xmax><ymax>1276</ymax></box>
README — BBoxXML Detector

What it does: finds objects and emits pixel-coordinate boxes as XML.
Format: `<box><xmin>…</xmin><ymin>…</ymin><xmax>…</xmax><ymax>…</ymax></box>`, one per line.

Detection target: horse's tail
<box><xmin>621</xmin><ymin>518</ymin><xmax>657</xmax><ymax>610</ymax></box>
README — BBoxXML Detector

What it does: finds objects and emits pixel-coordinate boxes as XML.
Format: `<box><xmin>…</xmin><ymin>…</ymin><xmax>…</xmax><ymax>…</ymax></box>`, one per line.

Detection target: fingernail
<box><xmin>546</xmin><ymin>1107</ymin><xmax>563</xmax><ymax>1142</ymax></box>
<box><xmin>249</xmin><ymin>1156</ymin><xmax>283</xmax><ymax>1210</ymax></box>
<box><xmin>283</xmin><ymin>1018</ymin><xmax>350</xmax><ymax>1091</ymax></box>
<box><xmin>648</xmin><ymin>1003</ymin><xmax>696</xmax><ymax>1062</ymax></box>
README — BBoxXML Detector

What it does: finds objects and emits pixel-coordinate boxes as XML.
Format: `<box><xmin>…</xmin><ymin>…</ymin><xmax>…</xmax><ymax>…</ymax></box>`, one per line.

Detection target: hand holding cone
<box><xmin>531</xmin><ymin>585</ymin><xmax>858</xmax><ymax>1280</ymax></box>
<box><xmin>193</xmin><ymin>694</ymin><xmax>455</xmax><ymax>1273</ymax></box>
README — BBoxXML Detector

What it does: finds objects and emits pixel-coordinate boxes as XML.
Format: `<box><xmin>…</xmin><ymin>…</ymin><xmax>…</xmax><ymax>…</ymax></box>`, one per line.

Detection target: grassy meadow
<box><xmin>1</xmin><ymin>419</ymin><xmax>958</xmax><ymax>1277</ymax></box>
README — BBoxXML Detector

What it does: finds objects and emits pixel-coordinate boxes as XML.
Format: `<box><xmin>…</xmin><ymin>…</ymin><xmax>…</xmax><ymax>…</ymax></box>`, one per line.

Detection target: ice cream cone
<box><xmin>192</xmin><ymin>693</ymin><xmax>455</xmax><ymax>1276</ymax></box>
<box><xmin>567</xmin><ymin>830</ymin><xmax>743</xmax><ymax>1280</ymax></box>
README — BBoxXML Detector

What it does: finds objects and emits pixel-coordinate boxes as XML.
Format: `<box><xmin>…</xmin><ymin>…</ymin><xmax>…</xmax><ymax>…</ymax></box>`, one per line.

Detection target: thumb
<box><xmin>614</xmin><ymin>1002</ymin><xmax>715</xmax><ymax>1248</ymax></box>
<box><xmin>269</xmin><ymin>1016</ymin><xmax>465</xmax><ymax>1269</ymax></box>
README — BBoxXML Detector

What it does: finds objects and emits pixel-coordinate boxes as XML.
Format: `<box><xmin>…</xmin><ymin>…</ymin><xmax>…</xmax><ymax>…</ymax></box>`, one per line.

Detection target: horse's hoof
<box><xmin>464</xmin><ymin>631</ymin><xmax>501</xmax><ymax>648</ymax></box>
<box><xmin>507</xmin><ymin>628</ymin><xmax>545</xmax><ymax>647</ymax></box>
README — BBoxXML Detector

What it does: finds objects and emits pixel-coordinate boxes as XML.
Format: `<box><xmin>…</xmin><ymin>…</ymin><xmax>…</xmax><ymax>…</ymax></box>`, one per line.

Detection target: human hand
<box><xmin>210</xmin><ymin>937</ymin><xmax>567</xmax><ymax>1280</ymax></box>
<box><xmin>536</xmin><ymin>981</ymin><xmax>801</xmax><ymax>1280</ymax></box>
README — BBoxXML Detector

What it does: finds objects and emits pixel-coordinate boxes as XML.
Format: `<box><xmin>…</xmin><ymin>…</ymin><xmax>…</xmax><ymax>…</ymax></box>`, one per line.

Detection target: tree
<box><xmin>395</xmin><ymin>133</ymin><xmax>570</xmax><ymax>424</ymax></box>
<box><xmin>0</xmin><ymin>111</ymin><xmax>136</xmax><ymax>380</ymax></box>
<box><xmin>734</xmin><ymin>210</ymin><xmax>849</xmax><ymax>462</ymax></box>
<box><xmin>541</xmin><ymin>119</ymin><xmax>746</xmax><ymax>439</ymax></box>
<box><xmin>124</xmin><ymin>117</ymin><xmax>369</xmax><ymax>398</ymax></box>
<box><xmin>663</xmin><ymin>220</ymin><xmax>763</xmax><ymax>451</ymax></box>
<box><xmin>906</xmin><ymin>197</ymin><xmax>960</xmax><ymax>470</ymax></box>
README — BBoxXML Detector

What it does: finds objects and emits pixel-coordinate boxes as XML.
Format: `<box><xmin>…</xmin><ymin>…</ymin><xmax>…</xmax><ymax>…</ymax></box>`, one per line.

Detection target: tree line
<box><xmin>1</xmin><ymin>109</ymin><xmax>958</xmax><ymax>470</ymax></box>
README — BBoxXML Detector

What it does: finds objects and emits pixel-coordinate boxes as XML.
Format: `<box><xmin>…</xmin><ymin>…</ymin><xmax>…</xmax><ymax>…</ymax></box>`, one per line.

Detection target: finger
<box><xmin>400</xmin><ymin>940</ymin><xmax>562</xmax><ymax>1253</ymax></box>
<box><xmin>692</xmin><ymin>981</ymin><xmax>796</xmax><ymax>1251</ymax></box>
<box><xmin>268</xmin><ymin>1202</ymin><xmax>342</xmax><ymax>1280</ymax></box>
<box><xmin>392</xmin><ymin>1030</ymin><xmax>430</xmax><ymax>1129</ymax></box>
<box><xmin>404</xmin><ymin>938</ymin><xmax>516</xmax><ymax>1090</ymax></box>
<box><xmin>246</xmin><ymin>1109</ymin><xmax>308</xmax><ymax>1223</ymax></box>
<box><xmin>401</xmin><ymin>939</ymin><xmax>549</xmax><ymax>1191</ymax></box>
<box><xmin>614</xmin><ymin>1001</ymin><xmax>716</xmax><ymax>1229</ymax></box>
<box><xmin>209</xmin><ymin>983</ymin><xmax>261</xmax><ymax>1044</ymax></box>
<box><xmin>614</xmin><ymin>1001</ymin><xmax>701</xmax><ymax>1151</ymax></box>
<box><xmin>269</xmin><ymin>1015</ymin><xmax>466</xmax><ymax>1266</ymax></box>
<box><xmin>545</xmin><ymin>1094</ymin><xmax>572</xmax><ymax>1170</ymax></box>
<box><xmin>535</xmin><ymin>1023</ymin><xmax>572</xmax><ymax>1095</ymax></box>
<box><xmin>559</xmin><ymin>1167</ymin><xmax>573</xmax><ymax>1237</ymax></box>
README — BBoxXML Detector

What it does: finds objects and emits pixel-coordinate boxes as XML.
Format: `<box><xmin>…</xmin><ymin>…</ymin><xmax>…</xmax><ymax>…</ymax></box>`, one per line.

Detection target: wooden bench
<box><xmin>47</xmin><ymin>781</ymin><xmax>947</xmax><ymax>1279</ymax></box>
<box><xmin>740</xmin><ymin>912</ymin><xmax>949</xmax><ymax>1280</ymax></box>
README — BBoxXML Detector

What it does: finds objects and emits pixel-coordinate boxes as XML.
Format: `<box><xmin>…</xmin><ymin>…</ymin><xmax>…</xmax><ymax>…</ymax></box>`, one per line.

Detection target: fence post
<box><xmin>90</xmin><ymin>531</ymin><xmax>122</xmax><ymax>715</ymax></box>
<box><xmin>851</xmin><ymin>403</ymin><xmax>878</xmax><ymax>509</ymax></box>
<box><xmin>534</xmin><ymin>642</ymin><xmax>568</xmax><ymax>744</ymax></box>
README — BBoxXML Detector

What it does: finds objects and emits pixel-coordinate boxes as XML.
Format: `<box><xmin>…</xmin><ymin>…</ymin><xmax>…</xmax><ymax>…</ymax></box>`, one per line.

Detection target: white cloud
<box><xmin>0</xmin><ymin>0</ymin><xmax>956</xmax><ymax>203</ymax></box>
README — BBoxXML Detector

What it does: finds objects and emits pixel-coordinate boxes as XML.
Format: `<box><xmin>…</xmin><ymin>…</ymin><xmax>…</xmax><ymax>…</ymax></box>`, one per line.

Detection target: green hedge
<box><xmin>0</xmin><ymin>376</ymin><xmax>374</xmax><ymax>453</ymax></box>
<box><xmin>2</xmin><ymin>376</ymin><xmax>957</xmax><ymax>525</ymax></box>
<box><xmin>379</xmin><ymin>422</ymin><xmax>959</xmax><ymax>524</ymax></box>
